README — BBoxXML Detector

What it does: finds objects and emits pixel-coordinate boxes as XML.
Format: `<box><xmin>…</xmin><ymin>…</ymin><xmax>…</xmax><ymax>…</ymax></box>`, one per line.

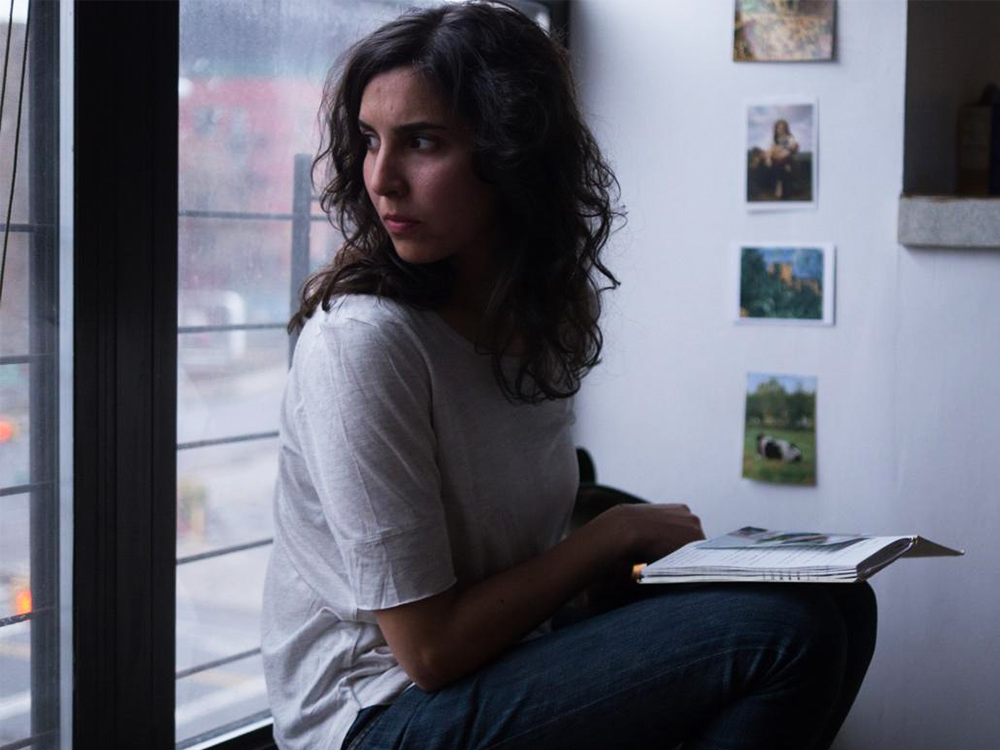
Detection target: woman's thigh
<box><xmin>347</xmin><ymin>584</ymin><xmax>866</xmax><ymax>750</ymax></box>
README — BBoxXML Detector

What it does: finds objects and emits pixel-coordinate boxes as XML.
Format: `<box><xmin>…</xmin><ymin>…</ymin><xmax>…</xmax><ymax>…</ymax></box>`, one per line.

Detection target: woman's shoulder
<box><xmin>301</xmin><ymin>293</ymin><xmax>427</xmax><ymax>347</ymax></box>
<box><xmin>297</xmin><ymin>294</ymin><xmax>428</xmax><ymax>367</ymax></box>
<box><xmin>318</xmin><ymin>293</ymin><xmax>418</xmax><ymax>329</ymax></box>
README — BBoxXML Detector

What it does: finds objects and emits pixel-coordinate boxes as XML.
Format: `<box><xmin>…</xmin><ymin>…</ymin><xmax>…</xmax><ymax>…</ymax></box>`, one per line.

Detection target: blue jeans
<box><xmin>342</xmin><ymin>582</ymin><xmax>877</xmax><ymax>750</ymax></box>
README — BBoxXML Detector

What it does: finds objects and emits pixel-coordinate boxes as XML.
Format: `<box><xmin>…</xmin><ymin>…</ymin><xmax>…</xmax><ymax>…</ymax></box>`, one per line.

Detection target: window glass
<box><xmin>176</xmin><ymin>2</ymin><xmax>419</xmax><ymax>745</ymax></box>
<box><xmin>177</xmin><ymin>328</ymin><xmax>286</xmax><ymax>446</ymax></box>
<box><xmin>0</xmin><ymin>234</ymin><xmax>28</xmax><ymax>357</ymax></box>
<box><xmin>0</xmin><ymin>1</ymin><xmax>67</xmax><ymax>748</ymax></box>
<box><xmin>176</xmin><ymin>549</ymin><xmax>271</xmax><ymax>745</ymax></box>
<box><xmin>0</xmin><ymin>493</ymin><xmax>32</xmax><ymax>741</ymax></box>
<box><xmin>176</xmin><ymin>439</ymin><xmax>277</xmax><ymax>559</ymax></box>
<box><xmin>0</xmin><ymin>363</ymin><xmax>29</xmax><ymax>487</ymax></box>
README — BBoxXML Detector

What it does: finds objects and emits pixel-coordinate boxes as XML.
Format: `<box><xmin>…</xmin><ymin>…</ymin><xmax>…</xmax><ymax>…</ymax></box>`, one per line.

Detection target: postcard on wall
<box><xmin>744</xmin><ymin>98</ymin><xmax>818</xmax><ymax>211</ymax></box>
<box><xmin>733</xmin><ymin>0</ymin><xmax>836</xmax><ymax>62</ymax></box>
<box><xmin>742</xmin><ymin>372</ymin><xmax>817</xmax><ymax>486</ymax></box>
<box><xmin>734</xmin><ymin>243</ymin><xmax>835</xmax><ymax>326</ymax></box>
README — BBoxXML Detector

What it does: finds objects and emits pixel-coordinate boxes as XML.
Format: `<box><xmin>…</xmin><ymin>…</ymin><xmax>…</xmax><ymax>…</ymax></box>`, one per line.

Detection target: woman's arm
<box><xmin>376</xmin><ymin>503</ymin><xmax>703</xmax><ymax>691</ymax></box>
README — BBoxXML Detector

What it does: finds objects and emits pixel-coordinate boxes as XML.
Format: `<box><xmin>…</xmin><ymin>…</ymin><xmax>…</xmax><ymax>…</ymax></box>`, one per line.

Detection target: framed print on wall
<box><xmin>734</xmin><ymin>243</ymin><xmax>835</xmax><ymax>325</ymax></box>
<box><xmin>744</xmin><ymin>97</ymin><xmax>818</xmax><ymax>210</ymax></box>
<box><xmin>742</xmin><ymin>372</ymin><xmax>818</xmax><ymax>486</ymax></box>
<box><xmin>733</xmin><ymin>0</ymin><xmax>836</xmax><ymax>63</ymax></box>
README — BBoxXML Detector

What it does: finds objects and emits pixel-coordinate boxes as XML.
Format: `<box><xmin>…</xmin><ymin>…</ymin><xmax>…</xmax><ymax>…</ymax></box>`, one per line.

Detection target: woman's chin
<box><xmin>393</xmin><ymin>243</ymin><xmax>449</xmax><ymax>266</ymax></box>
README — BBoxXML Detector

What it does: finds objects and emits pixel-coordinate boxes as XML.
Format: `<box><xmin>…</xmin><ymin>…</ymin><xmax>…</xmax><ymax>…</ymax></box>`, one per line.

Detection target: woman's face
<box><xmin>359</xmin><ymin>66</ymin><xmax>497</xmax><ymax>272</ymax></box>
<box><xmin>774</xmin><ymin>120</ymin><xmax>789</xmax><ymax>137</ymax></box>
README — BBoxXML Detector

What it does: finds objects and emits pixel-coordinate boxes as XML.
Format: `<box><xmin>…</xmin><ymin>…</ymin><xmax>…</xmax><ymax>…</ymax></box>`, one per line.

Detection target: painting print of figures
<box><xmin>745</xmin><ymin>100</ymin><xmax>817</xmax><ymax>209</ymax></box>
<box><xmin>737</xmin><ymin>244</ymin><xmax>834</xmax><ymax>325</ymax></box>
<box><xmin>734</xmin><ymin>0</ymin><xmax>836</xmax><ymax>62</ymax></box>
<box><xmin>743</xmin><ymin>373</ymin><xmax>817</xmax><ymax>486</ymax></box>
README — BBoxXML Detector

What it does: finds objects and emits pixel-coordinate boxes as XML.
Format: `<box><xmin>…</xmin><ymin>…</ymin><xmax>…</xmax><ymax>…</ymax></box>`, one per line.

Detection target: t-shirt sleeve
<box><xmin>291</xmin><ymin>311</ymin><xmax>456</xmax><ymax>611</ymax></box>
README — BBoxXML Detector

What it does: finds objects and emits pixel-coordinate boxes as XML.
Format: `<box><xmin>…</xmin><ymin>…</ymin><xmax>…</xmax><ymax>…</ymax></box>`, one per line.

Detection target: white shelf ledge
<box><xmin>898</xmin><ymin>195</ymin><xmax>1000</xmax><ymax>249</ymax></box>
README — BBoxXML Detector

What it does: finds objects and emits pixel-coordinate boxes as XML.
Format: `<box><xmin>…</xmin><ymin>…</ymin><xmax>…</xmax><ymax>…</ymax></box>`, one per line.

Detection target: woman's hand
<box><xmin>606</xmin><ymin>502</ymin><xmax>705</xmax><ymax>565</ymax></box>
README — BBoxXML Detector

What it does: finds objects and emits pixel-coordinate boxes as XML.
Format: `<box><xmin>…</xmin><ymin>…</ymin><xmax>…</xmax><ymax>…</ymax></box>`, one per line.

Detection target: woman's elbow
<box><xmin>403</xmin><ymin>649</ymin><xmax>459</xmax><ymax>693</ymax></box>
<box><xmin>410</xmin><ymin>672</ymin><xmax>449</xmax><ymax>693</ymax></box>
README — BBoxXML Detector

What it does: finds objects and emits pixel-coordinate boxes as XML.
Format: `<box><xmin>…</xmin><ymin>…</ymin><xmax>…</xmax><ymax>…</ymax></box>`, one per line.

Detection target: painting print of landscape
<box><xmin>740</xmin><ymin>246</ymin><xmax>824</xmax><ymax>322</ymax></box>
<box><xmin>743</xmin><ymin>373</ymin><xmax>817</xmax><ymax>485</ymax></box>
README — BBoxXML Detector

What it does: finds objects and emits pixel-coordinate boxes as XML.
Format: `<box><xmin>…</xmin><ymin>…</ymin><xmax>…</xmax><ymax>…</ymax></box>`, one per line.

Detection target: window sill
<box><xmin>898</xmin><ymin>194</ymin><xmax>1000</xmax><ymax>249</ymax></box>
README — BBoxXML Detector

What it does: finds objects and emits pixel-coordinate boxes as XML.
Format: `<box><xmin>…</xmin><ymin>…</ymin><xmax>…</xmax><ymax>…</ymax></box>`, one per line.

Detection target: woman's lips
<box><xmin>383</xmin><ymin>215</ymin><xmax>421</xmax><ymax>234</ymax></box>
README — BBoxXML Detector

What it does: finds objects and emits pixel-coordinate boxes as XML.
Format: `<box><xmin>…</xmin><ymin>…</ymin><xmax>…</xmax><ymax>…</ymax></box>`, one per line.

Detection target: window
<box><xmin>8</xmin><ymin>2</ymin><xmax>569</xmax><ymax>748</ymax></box>
<box><xmin>174</xmin><ymin>4</ymin><xmax>421</xmax><ymax>743</ymax></box>
<box><xmin>0</xmin><ymin>1</ymin><xmax>69</xmax><ymax>749</ymax></box>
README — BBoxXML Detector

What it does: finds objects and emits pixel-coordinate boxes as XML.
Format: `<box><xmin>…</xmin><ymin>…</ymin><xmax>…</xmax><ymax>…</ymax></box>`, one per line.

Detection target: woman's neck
<box><xmin>440</xmin><ymin>251</ymin><xmax>495</xmax><ymax>326</ymax></box>
<box><xmin>437</xmin><ymin>272</ymin><xmax>527</xmax><ymax>356</ymax></box>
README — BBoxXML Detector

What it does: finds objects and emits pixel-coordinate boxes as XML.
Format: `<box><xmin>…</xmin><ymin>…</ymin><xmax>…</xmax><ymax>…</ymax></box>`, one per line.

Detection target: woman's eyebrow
<box><xmin>358</xmin><ymin>118</ymin><xmax>450</xmax><ymax>135</ymax></box>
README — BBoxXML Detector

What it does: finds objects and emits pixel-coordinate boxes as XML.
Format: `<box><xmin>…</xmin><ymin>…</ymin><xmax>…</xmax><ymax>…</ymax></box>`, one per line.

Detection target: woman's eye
<box><xmin>410</xmin><ymin>135</ymin><xmax>436</xmax><ymax>150</ymax></box>
<box><xmin>361</xmin><ymin>132</ymin><xmax>379</xmax><ymax>151</ymax></box>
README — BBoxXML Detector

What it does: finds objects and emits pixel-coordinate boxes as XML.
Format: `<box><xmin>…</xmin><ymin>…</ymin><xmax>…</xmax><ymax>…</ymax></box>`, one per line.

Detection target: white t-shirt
<box><xmin>261</xmin><ymin>294</ymin><xmax>579</xmax><ymax>750</ymax></box>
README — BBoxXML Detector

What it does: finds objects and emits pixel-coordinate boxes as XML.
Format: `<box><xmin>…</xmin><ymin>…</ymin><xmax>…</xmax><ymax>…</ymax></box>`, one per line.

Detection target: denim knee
<box><xmin>730</xmin><ymin>585</ymin><xmax>850</xmax><ymax>696</ymax></box>
<box><xmin>833</xmin><ymin>581</ymin><xmax>878</xmax><ymax>644</ymax></box>
<box><xmin>662</xmin><ymin>586</ymin><xmax>853</xmax><ymax>750</ymax></box>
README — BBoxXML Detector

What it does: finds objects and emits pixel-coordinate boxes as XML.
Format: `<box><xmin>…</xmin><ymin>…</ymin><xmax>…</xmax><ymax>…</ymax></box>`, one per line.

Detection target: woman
<box><xmin>764</xmin><ymin>118</ymin><xmax>799</xmax><ymax>199</ymax></box>
<box><xmin>261</xmin><ymin>4</ymin><xmax>876</xmax><ymax>749</ymax></box>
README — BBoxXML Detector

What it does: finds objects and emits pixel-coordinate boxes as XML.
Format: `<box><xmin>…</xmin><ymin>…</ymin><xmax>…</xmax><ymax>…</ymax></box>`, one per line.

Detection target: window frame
<box><xmin>29</xmin><ymin>1</ymin><xmax>61</xmax><ymax>747</ymax></box>
<box><xmin>72</xmin><ymin>1</ymin><xmax>178</xmax><ymax>747</ymax></box>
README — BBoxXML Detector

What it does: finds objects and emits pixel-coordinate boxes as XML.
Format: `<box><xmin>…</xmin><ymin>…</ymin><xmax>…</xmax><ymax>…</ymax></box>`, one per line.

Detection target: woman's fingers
<box><xmin>612</xmin><ymin>503</ymin><xmax>705</xmax><ymax>563</ymax></box>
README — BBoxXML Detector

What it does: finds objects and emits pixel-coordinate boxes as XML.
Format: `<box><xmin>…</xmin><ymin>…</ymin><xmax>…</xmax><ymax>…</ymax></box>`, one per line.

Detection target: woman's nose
<box><xmin>368</xmin><ymin>148</ymin><xmax>406</xmax><ymax>198</ymax></box>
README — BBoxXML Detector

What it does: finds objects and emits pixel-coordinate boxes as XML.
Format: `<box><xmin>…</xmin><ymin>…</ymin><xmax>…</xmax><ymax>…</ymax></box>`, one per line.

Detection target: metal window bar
<box><xmin>289</xmin><ymin>153</ymin><xmax>313</xmax><ymax>361</ymax></box>
<box><xmin>176</xmin><ymin>431</ymin><xmax>279</xmax><ymax>452</ymax></box>
<box><xmin>176</xmin><ymin>537</ymin><xmax>273</xmax><ymax>566</ymax></box>
<box><xmin>177</xmin><ymin>322</ymin><xmax>285</xmax><ymax>334</ymax></box>
<box><xmin>0</xmin><ymin>729</ymin><xmax>58</xmax><ymax>750</ymax></box>
<box><xmin>176</xmin><ymin>709</ymin><xmax>273</xmax><ymax>750</ymax></box>
<box><xmin>1</xmin><ymin>481</ymin><xmax>51</xmax><ymax>497</ymax></box>
<box><xmin>178</xmin><ymin>209</ymin><xmax>325</xmax><ymax>223</ymax></box>
<box><xmin>175</xmin><ymin>647</ymin><xmax>261</xmax><ymax>681</ymax></box>
<box><xmin>0</xmin><ymin>605</ymin><xmax>52</xmax><ymax>630</ymax></box>
<box><xmin>0</xmin><ymin>352</ymin><xmax>53</xmax><ymax>365</ymax></box>
<box><xmin>0</xmin><ymin>610</ymin><xmax>34</xmax><ymax>629</ymax></box>
<box><xmin>0</xmin><ymin>222</ymin><xmax>34</xmax><ymax>232</ymax></box>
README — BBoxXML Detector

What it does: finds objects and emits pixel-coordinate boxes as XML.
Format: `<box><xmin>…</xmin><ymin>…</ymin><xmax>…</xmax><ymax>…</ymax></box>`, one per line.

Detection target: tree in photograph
<box><xmin>754</xmin><ymin>378</ymin><xmax>790</xmax><ymax>427</ymax></box>
<box><xmin>787</xmin><ymin>387</ymin><xmax>816</xmax><ymax>429</ymax></box>
<box><xmin>740</xmin><ymin>247</ymin><xmax>823</xmax><ymax>320</ymax></box>
<box><xmin>740</xmin><ymin>248</ymin><xmax>772</xmax><ymax>317</ymax></box>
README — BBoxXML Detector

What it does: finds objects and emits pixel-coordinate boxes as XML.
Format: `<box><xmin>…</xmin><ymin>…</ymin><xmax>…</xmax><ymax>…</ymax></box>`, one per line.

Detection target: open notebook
<box><xmin>639</xmin><ymin>526</ymin><xmax>964</xmax><ymax>584</ymax></box>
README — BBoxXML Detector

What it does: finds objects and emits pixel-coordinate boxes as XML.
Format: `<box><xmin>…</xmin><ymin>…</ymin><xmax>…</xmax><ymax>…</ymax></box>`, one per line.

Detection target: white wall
<box><xmin>570</xmin><ymin>1</ymin><xmax>1000</xmax><ymax>748</ymax></box>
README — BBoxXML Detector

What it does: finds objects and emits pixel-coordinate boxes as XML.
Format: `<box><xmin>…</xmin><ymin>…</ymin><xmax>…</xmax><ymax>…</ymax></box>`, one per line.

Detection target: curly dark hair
<box><xmin>291</xmin><ymin>0</ymin><xmax>623</xmax><ymax>403</ymax></box>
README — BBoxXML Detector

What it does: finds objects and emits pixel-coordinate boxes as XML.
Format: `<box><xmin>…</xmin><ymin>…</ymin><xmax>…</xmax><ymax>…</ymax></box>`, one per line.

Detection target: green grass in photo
<box><xmin>742</xmin><ymin>427</ymin><xmax>816</xmax><ymax>485</ymax></box>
